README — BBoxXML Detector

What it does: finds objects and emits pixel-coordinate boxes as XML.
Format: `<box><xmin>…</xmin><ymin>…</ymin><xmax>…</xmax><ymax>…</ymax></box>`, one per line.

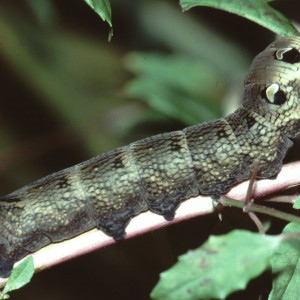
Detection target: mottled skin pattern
<box><xmin>1</xmin><ymin>37</ymin><xmax>300</xmax><ymax>277</ymax></box>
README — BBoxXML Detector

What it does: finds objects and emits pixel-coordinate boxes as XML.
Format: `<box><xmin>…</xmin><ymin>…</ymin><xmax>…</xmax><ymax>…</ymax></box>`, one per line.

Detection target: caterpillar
<box><xmin>1</xmin><ymin>36</ymin><xmax>300</xmax><ymax>278</ymax></box>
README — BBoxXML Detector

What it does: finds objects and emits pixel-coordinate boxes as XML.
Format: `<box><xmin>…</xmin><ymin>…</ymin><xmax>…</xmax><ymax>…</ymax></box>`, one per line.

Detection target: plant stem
<box><xmin>221</xmin><ymin>197</ymin><xmax>300</xmax><ymax>224</ymax></box>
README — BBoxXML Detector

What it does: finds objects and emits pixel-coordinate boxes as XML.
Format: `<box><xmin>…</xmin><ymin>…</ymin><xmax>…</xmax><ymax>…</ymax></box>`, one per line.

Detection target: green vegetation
<box><xmin>0</xmin><ymin>1</ymin><xmax>299</xmax><ymax>299</ymax></box>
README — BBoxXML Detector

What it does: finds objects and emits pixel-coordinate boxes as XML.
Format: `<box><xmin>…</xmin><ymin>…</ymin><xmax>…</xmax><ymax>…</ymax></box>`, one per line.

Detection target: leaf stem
<box><xmin>221</xmin><ymin>197</ymin><xmax>300</xmax><ymax>224</ymax></box>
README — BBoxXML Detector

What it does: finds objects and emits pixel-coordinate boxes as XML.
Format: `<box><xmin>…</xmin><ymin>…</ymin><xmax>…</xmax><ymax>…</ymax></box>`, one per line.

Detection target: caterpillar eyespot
<box><xmin>261</xmin><ymin>83</ymin><xmax>287</xmax><ymax>105</ymax></box>
<box><xmin>274</xmin><ymin>47</ymin><xmax>300</xmax><ymax>63</ymax></box>
<box><xmin>1</xmin><ymin>36</ymin><xmax>300</xmax><ymax>278</ymax></box>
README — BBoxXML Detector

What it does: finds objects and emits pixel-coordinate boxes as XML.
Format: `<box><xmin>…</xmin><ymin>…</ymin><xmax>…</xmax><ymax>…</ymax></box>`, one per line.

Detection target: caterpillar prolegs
<box><xmin>1</xmin><ymin>36</ymin><xmax>300</xmax><ymax>278</ymax></box>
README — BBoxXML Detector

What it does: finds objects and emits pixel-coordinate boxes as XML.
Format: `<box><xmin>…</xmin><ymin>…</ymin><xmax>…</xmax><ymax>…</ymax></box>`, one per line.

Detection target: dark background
<box><xmin>0</xmin><ymin>0</ymin><xmax>299</xmax><ymax>299</ymax></box>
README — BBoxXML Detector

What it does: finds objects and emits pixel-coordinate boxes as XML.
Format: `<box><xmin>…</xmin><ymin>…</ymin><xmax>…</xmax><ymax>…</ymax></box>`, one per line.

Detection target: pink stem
<box><xmin>1</xmin><ymin>160</ymin><xmax>300</xmax><ymax>286</ymax></box>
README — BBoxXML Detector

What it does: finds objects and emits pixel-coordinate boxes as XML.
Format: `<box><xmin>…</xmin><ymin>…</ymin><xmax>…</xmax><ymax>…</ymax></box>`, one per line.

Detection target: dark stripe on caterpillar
<box><xmin>1</xmin><ymin>36</ymin><xmax>300</xmax><ymax>278</ymax></box>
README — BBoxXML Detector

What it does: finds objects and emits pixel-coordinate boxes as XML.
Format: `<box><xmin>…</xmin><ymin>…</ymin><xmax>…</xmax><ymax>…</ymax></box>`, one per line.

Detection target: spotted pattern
<box><xmin>1</xmin><ymin>36</ymin><xmax>300</xmax><ymax>277</ymax></box>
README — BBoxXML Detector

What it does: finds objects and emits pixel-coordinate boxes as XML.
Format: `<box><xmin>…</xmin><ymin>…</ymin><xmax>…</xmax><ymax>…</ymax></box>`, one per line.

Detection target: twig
<box><xmin>221</xmin><ymin>197</ymin><xmax>300</xmax><ymax>224</ymax></box>
<box><xmin>1</xmin><ymin>160</ymin><xmax>300</xmax><ymax>287</ymax></box>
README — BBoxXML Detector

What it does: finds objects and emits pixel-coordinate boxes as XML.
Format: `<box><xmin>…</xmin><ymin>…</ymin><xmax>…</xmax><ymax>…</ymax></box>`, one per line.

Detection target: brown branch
<box><xmin>1</xmin><ymin>160</ymin><xmax>300</xmax><ymax>287</ymax></box>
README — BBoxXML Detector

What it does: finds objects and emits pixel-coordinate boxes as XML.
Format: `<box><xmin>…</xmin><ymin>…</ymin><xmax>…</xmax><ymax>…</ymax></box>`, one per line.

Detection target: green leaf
<box><xmin>84</xmin><ymin>0</ymin><xmax>113</xmax><ymax>40</ymax></box>
<box><xmin>180</xmin><ymin>0</ymin><xmax>299</xmax><ymax>37</ymax></box>
<box><xmin>293</xmin><ymin>196</ymin><xmax>300</xmax><ymax>209</ymax></box>
<box><xmin>125</xmin><ymin>53</ymin><xmax>225</xmax><ymax>125</ymax></box>
<box><xmin>2</xmin><ymin>256</ymin><xmax>34</xmax><ymax>296</ymax></box>
<box><xmin>151</xmin><ymin>230</ymin><xmax>281</xmax><ymax>300</ymax></box>
<box><xmin>269</xmin><ymin>223</ymin><xmax>300</xmax><ymax>300</ymax></box>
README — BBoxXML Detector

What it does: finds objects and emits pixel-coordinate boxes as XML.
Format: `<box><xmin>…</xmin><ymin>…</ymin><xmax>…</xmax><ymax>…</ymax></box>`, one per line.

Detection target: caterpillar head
<box><xmin>244</xmin><ymin>36</ymin><xmax>300</xmax><ymax>138</ymax></box>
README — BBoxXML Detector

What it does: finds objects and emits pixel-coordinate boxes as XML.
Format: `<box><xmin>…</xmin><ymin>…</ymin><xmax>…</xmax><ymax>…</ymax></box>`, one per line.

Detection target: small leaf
<box><xmin>293</xmin><ymin>196</ymin><xmax>300</xmax><ymax>209</ymax></box>
<box><xmin>151</xmin><ymin>230</ymin><xmax>281</xmax><ymax>300</ymax></box>
<box><xmin>84</xmin><ymin>0</ymin><xmax>113</xmax><ymax>40</ymax></box>
<box><xmin>269</xmin><ymin>223</ymin><xmax>300</xmax><ymax>300</ymax></box>
<box><xmin>180</xmin><ymin>0</ymin><xmax>299</xmax><ymax>37</ymax></box>
<box><xmin>2</xmin><ymin>257</ymin><xmax>34</xmax><ymax>295</ymax></box>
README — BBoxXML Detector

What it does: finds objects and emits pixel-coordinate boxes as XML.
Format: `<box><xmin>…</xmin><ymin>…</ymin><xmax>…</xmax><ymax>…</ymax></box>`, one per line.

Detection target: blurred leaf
<box><xmin>269</xmin><ymin>201</ymin><xmax>300</xmax><ymax>300</ymax></box>
<box><xmin>269</xmin><ymin>223</ymin><xmax>300</xmax><ymax>300</ymax></box>
<box><xmin>0</xmin><ymin>8</ymin><xmax>126</xmax><ymax>155</ymax></box>
<box><xmin>1</xmin><ymin>257</ymin><xmax>34</xmax><ymax>297</ymax></box>
<box><xmin>84</xmin><ymin>0</ymin><xmax>113</xmax><ymax>40</ymax></box>
<box><xmin>180</xmin><ymin>0</ymin><xmax>299</xmax><ymax>36</ymax></box>
<box><xmin>25</xmin><ymin>0</ymin><xmax>58</xmax><ymax>27</ymax></box>
<box><xmin>151</xmin><ymin>230</ymin><xmax>281</xmax><ymax>300</ymax></box>
<box><xmin>293</xmin><ymin>196</ymin><xmax>300</xmax><ymax>209</ymax></box>
<box><xmin>125</xmin><ymin>53</ymin><xmax>226</xmax><ymax>125</ymax></box>
<box><xmin>139</xmin><ymin>1</ymin><xmax>249</xmax><ymax>76</ymax></box>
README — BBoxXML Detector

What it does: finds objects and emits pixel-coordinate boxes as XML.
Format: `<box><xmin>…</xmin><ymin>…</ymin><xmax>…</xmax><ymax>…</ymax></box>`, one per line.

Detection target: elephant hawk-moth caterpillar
<box><xmin>1</xmin><ymin>36</ymin><xmax>300</xmax><ymax>278</ymax></box>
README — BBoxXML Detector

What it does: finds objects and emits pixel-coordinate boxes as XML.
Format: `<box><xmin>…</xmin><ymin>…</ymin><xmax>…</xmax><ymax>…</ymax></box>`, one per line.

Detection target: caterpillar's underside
<box><xmin>1</xmin><ymin>36</ymin><xmax>300</xmax><ymax>277</ymax></box>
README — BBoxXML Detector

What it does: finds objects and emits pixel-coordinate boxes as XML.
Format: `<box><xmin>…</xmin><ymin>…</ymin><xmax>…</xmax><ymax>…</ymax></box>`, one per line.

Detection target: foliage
<box><xmin>0</xmin><ymin>257</ymin><xmax>34</xmax><ymax>299</ymax></box>
<box><xmin>0</xmin><ymin>0</ymin><xmax>300</xmax><ymax>299</ymax></box>
<box><xmin>84</xmin><ymin>0</ymin><xmax>113</xmax><ymax>40</ymax></box>
<box><xmin>124</xmin><ymin>53</ymin><xmax>225</xmax><ymax>124</ymax></box>
<box><xmin>180</xmin><ymin>0</ymin><xmax>298</xmax><ymax>36</ymax></box>
<box><xmin>269</xmin><ymin>215</ymin><xmax>300</xmax><ymax>299</ymax></box>
<box><xmin>151</xmin><ymin>230</ymin><xmax>281</xmax><ymax>300</ymax></box>
<box><xmin>152</xmin><ymin>198</ymin><xmax>300</xmax><ymax>300</ymax></box>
